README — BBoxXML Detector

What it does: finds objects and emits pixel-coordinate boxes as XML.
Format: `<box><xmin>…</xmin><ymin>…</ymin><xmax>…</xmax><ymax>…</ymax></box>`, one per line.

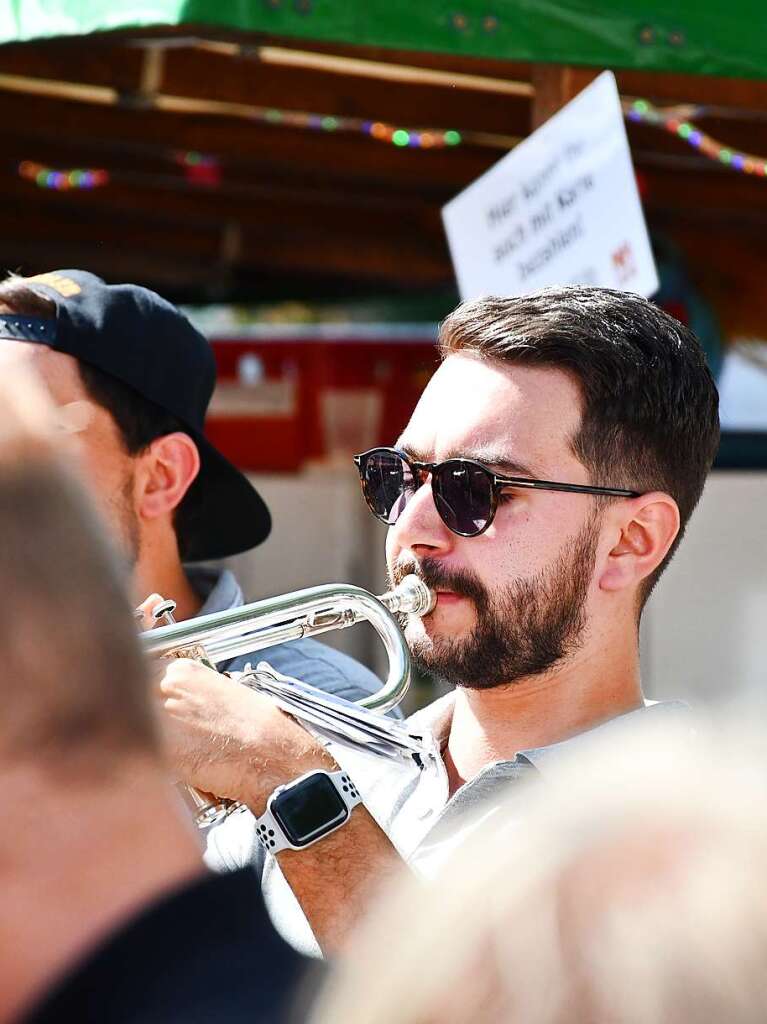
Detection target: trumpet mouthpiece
<box><xmin>384</xmin><ymin>574</ymin><xmax>436</xmax><ymax>617</ymax></box>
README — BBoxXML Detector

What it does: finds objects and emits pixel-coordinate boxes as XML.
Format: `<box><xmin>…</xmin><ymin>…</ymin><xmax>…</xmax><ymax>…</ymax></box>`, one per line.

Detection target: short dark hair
<box><xmin>0</xmin><ymin>278</ymin><xmax>201</xmax><ymax>559</ymax></box>
<box><xmin>438</xmin><ymin>288</ymin><xmax>720</xmax><ymax>602</ymax></box>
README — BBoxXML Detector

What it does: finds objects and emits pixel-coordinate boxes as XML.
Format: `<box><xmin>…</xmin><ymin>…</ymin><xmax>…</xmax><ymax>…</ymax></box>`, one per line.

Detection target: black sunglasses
<box><xmin>353</xmin><ymin>447</ymin><xmax>640</xmax><ymax>538</ymax></box>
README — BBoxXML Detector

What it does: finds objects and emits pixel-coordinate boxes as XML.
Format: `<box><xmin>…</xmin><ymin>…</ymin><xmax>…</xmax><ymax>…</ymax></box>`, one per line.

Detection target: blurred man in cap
<box><xmin>0</xmin><ymin>361</ymin><xmax>306</xmax><ymax>1024</ymax></box>
<box><xmin>0</xmin><ymin>270</ymin><xmax>379</xmax><ymax>700</ymax></box>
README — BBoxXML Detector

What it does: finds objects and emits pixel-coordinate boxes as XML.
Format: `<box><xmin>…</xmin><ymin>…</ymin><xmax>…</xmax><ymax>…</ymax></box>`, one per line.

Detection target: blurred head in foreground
<box><xmin>0</xmin><ymin>360</ymin><xmax>204</xmax><ymax>1023</ymax></box>
<box><xmin>313</xmin><ymin>718</ymin><xmax>767</xmax><ymax>1024</ymax></box>
<box><xmin>0</xmin><ymin>359</ymin><xmax>159</xmax><ymax>775</ymax></box>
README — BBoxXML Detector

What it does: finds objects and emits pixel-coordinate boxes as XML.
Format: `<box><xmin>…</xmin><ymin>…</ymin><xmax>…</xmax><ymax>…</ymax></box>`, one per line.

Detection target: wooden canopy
<box><xmin>0</xmin><ymin>27</ymin><xmax>766</xmax><ymax>335</ymax></box>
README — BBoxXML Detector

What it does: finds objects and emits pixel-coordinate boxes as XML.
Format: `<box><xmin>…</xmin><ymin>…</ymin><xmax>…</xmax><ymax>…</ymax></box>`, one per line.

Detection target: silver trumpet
<box><xmin>143</xmin><ymin>575</ymin><xmax>435</xmax><ymax>826</ymax></box>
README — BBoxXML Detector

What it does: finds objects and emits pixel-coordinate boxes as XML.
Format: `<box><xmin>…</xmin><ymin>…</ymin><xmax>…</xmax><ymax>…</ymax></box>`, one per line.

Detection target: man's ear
<box><xmin>599</xmin><ymin>493</ymin><xmax>680</xmax><ymax>594</ymax></box>
<box><xmin>135</xmin><ymin>433</ymin><xmax>200</xmax><ymax>522</ymax></box>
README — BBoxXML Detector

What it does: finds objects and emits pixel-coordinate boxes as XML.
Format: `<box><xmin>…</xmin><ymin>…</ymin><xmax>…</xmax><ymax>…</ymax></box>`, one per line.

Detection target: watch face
<box><xmin>272</xmin><ymin>773</ymin><xmax>349</xmax><ymax>847</ymax></box>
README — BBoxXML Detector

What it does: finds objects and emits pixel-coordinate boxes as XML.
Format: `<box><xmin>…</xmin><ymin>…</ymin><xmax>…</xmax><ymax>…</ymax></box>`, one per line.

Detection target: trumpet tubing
<box><xmin>143</xmin><ymin>574</ymin><xmax>434</xmax><ymax>711</ymax></box>
<box><xmin>144</xmin><ymin>575</ymin><xmax>434</xmax><ymax>826</ymax></box>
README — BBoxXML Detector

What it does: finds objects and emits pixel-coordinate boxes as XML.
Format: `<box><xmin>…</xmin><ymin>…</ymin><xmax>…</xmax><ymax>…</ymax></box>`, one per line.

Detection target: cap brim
<box><xmin>181</xmin><ymin>434</ymin><xmax>272</xmax><ymax>561</ymax></box>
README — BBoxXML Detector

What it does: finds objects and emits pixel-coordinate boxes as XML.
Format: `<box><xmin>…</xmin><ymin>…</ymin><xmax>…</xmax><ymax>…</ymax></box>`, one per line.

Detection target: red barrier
<box><xmin>205</xmin><ymin>327</ymin><xmax>438</xmax><ymax>471</ymax></box>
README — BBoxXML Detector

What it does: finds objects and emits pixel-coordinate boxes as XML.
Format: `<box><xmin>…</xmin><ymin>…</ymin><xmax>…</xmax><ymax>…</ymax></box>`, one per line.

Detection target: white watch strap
<box><xmin>255</xmin><ymin>769</ymin><xmax>361</xmax><ymax>856</ymax></box>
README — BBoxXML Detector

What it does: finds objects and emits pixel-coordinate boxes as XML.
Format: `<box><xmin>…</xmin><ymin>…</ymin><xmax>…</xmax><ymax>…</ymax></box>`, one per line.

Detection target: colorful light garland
<box><xmin>18</xmin><ymin>160</ymin><xmax>109</xmax><ymax>190</ymax></box>
<box><xmin>365</xmin><ymin>123</ymin><xmax>461</xmax><ymax>148</ymax></box>
<box><xmin>17</xmin><ymin>111</ymin><xmax>464</xmax><ymax>194</ymax></box>
<box><xmin>20</xmin><ymin>96</ymin><xmax>765</xmax><ymax>198</ymax></box>
<box><xmin>624</xmin><ymin>97</ymin><xmax>767</xmax><ymax>178</ymax></box>
<box><xmin>246</xmin><ymin>104</ymin><xmax>463</xmax><ymax>148</ymax></box>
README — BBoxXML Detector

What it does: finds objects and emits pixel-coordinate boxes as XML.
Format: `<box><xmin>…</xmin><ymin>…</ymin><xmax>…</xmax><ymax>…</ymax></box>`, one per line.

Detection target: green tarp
<box><xmin>1</xmin><ymin>1</ymin><xmax>766</xmax><ymax>80</ymax></box>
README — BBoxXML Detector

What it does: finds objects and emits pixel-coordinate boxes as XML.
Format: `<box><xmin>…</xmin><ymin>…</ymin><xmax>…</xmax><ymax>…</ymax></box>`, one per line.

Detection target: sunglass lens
<box><xmin>361</xmin><ymin>450</ymin><xmax>414</xmax><ymax>525</ymax></box>
<box><xmin>433</xmin><ymin>462</ymin><xmax>493</xmax><ymax>536</ymax></box>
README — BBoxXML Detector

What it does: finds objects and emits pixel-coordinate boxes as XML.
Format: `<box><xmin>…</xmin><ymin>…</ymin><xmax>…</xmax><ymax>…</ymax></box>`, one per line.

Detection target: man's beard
<box><xmin>389</xmin><ymin>512</ymin><xmax>602</xmax><ymax>690</ymax></box>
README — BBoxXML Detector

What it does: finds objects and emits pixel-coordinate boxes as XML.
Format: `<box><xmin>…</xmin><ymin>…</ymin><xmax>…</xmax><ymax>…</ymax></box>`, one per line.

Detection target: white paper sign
<box><xmin>442</xmin><ymin>71</ymin><xmax>658</xmax><ymax>300</ymax></box>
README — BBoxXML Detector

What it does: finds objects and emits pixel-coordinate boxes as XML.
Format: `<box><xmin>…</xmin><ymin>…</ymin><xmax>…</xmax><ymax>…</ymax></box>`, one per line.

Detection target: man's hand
<box><xmin>155</xmin><ymin>657</ymin><xmax>406</xmax><ymax>954</ymax></box>
<box><xmin>155</xmin><ymin>658</ymin><xmax>335</xmax><ymax>813</ymax></box>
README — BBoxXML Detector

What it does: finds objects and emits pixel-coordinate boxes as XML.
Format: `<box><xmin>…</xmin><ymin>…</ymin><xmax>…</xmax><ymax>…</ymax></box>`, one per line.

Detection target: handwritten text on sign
<box><xmin>442</xmin><ymin>72</ymin><xmax>658</xmax><ymax>300</ymax></box>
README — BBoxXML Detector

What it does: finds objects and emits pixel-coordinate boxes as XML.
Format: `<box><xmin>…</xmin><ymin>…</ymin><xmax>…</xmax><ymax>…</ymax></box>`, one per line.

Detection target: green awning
<box><xmin>1</xmin><ymin>1</ymin><xmax>765</xmax><ymax>80</ymax></box>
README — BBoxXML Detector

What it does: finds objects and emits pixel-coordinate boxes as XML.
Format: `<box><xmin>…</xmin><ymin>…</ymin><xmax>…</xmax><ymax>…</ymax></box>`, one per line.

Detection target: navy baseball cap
<box><xmin>0</xmin><ymin>270</ymin><xmax>271</xmax><ymax>560</ymax></box>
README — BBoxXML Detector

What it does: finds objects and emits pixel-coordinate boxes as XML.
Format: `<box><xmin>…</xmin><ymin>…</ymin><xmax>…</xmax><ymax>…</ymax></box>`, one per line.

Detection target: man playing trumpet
<box><xmin>153</xmin><ymin>286</ymin><xmax>720</xmax><ymax>954</ymax></box>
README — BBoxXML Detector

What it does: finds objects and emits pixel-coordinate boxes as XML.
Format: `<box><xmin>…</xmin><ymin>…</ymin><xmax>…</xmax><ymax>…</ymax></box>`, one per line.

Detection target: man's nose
<box><xmin>388</xmin><ymin>476</ymin><xmax>454</xmax><ymax>556</ymax></box>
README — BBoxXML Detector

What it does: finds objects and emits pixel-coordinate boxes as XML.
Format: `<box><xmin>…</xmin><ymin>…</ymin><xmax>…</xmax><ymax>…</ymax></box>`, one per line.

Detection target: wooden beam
<box><xmin>194</xmin><ymin>40</ymin><xmax>533</xmax><ymax>97</ymax></box>
<box><xmin>0</xmin><ymin>39</ymin><xmax>532</xmax><ymax>140</ymax></box>
<box><xmin>616</xmin><ymin>69</ymin><xmax>767</xmax><ymax>116</ymax></box>
<box><xmin>530</xmin><ymin>65</ymin><xmax>600</xmax><ymax>129</ymax></box>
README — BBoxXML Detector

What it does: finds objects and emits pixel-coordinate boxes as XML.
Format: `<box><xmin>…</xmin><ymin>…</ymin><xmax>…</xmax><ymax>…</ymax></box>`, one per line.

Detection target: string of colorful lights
<box><xmin>17</xmin><ymin>108</ymin><xmax>465</xmax><ymax>190</ymax></box>
<box><xmin>18</xmin><ymin>96</ymin><xmax>767</xmax><ymax>192</ymax></box>
<box><xmin>244</xmin><ymin>106</ymin><xmax>463</xmax><ymax>149</ymax></box>
<box><xmin>623</xmin><ymin>97</ymin><xmax>767</xmax><ymax>177</ymax></box>
<box><xmin>18</xmin><ymin>161</ymin><xmax>109</xmax><ymax>190</ymax></box>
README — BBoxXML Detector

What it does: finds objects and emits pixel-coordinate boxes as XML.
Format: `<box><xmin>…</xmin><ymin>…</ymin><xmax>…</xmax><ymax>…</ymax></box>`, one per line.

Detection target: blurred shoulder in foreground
<box><xmin>314</xmin><ymin>713</ymin><xmax>767</xmax><ymax>1024</ymax></box>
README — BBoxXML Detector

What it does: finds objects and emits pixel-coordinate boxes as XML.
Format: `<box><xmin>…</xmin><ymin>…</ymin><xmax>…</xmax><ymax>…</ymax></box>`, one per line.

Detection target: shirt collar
<box><xmin>408</xmin><ymin>691</ymin><xmax>455</xmax><ymax>748</ymax></box>
<box><xmin>409</xmin><ymin>691</ymin><xmax>690</xmax><ymax>777</ymax></box>
<box><xmin>185</xmin><ymin>567</ymin><xmax>244</xmax><ymax>616</ymax></box>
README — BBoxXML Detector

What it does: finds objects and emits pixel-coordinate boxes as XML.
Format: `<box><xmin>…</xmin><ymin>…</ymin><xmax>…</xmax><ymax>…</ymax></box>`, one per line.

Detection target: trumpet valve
<box><xmin>152</xmin><ymin>599</ymin><xmax>177</xmax><ymax>627</ymax></box>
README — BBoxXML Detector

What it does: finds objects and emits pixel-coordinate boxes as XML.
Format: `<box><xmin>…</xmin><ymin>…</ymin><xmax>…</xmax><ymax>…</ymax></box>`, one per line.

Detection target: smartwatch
<box><xmin>254</xmin><ymin>769</ymin><xmax>362</xmax><ymax>855</ymax></box>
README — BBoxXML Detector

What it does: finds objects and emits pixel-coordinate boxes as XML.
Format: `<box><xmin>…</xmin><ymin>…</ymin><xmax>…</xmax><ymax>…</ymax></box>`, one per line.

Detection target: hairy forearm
<box><xmin>276</xmin><ymin>806</ymin><xmax>404</xmax><ymax>955</ymax></box>
<box><xmin>158</xmin><ymin>661</ymin><xmax>407</xmax><ymax>950</ymax></box>
<box><xmin>235</xmin><ymin>740</ymin><xmax>405</xmax><ymax>954</ymax></box>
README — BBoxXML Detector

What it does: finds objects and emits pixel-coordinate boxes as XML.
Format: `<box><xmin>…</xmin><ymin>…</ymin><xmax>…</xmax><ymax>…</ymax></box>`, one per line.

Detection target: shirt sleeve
<box><xmin>204</xmin><ymin>810</ymin><xmax>264</xmax><ymax>874</ymax></box>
